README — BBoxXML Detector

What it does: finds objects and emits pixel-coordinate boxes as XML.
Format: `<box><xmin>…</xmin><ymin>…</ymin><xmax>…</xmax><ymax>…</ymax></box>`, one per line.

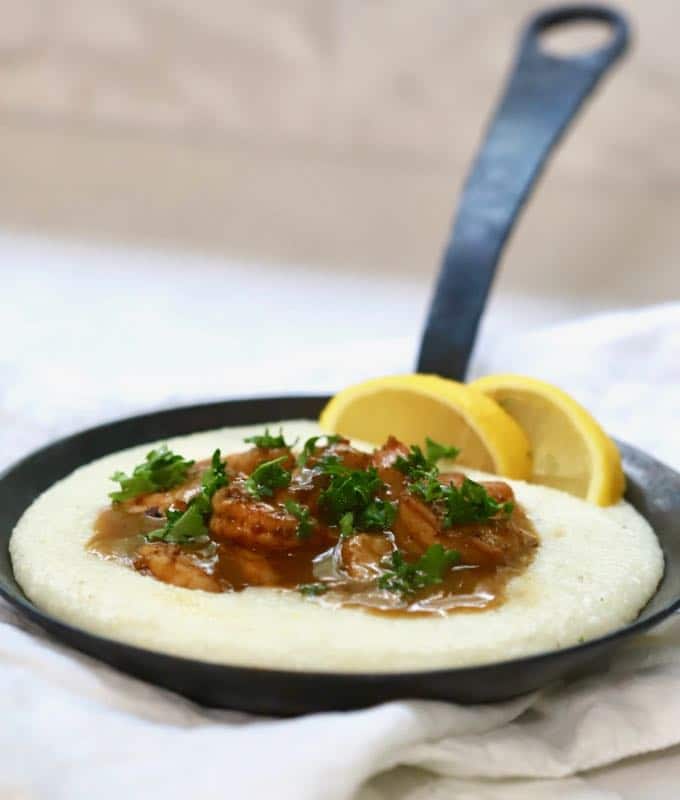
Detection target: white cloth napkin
<box><xmin>1</xmin><ymin>277</ymin><xmax>679</xmax><ymax>799</ymax></box>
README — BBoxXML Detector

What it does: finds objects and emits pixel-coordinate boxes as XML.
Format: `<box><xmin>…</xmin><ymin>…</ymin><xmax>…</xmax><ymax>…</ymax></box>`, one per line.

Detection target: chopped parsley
<box><xmin>297</xmin><ymin>434</ymin><xmax>343</xmax><ymax>466</ymax></box>
<box><xmin>298</xmin><ymin>582</ymin><xmax>329</xmax><ymax>597</ymax></box>
<box><xmin>393</xmin><ymin>437</ymin><xmax>509</xmax><ymax>527</ymax></box>
<box><xmin>244</xmin><ymin>428</ymin><xmax>294</xmax><ymax>449</ymax></box>
<box><xmin>338</xmin><ymin>499</ymin><xmax>396</xmax><ymax>538</ymax></box>
<box><xmin>339</xmin><ymin>511</ymin><xmax>355</xmax><ymax>538</ymax></box>
<box><xmin>199</xmin><ymin>449</ymin><xmax>229</xmax><ymax>505</ymax></box>
<box><xmin>394</xmin><ymin>444</ymin><xmax>431</xmax><ymax>481</ymax></box>
<box><xmin>318</xmin><ymin>458</ymin><xmax>384</xmax><ymax>525</ymax></box>
<box><xmin>284</xmin><ymin>499</ymin><xmax>315</xmax><ymax>539</ymax></box>
<box><xmin>409</xmin><ymin>476</ymin><xmax>444</xmax><ymax>504</ymax></box>
<box><xmin>411</xmin><ymin>475</ymin><xmax>514</xmax><ymax>526</ymax></box>
<box><xmin>147</xmin><ymin>449</ymin><xmax>227</xmax><ymax>544</ymax></box>
<box><xmin>150</xmin><ymin>504</ymin><xmax>207</xmax><ymax>544</ymax></box>
<box><xmin>109</xmin><ymin>445</ymin><xmax>194</xmax><ymax>502</ymax></box>
<box><xmin>378</xmin><ymin>544</ymin><xmax>460</xmax><ymax>595</ymax></box>
<box><xmin>245</xmin><ymin>456</ymin><xmax>292</xmax><ymax>499</ymax></box>
<box><xmin>394</xmin><ymin>437</ymin><xmax>459</xmax><ymax>482</ymax></box>
<box><xmin>444</xmin><ymin>477</ymin><xmax>514</xmax><ymax>526</ymax></box>
<box><xmin>425</xmin><ymin>437</ymin><xmax>460</xmax><ymax>465</ymax></box>
<box><xmin>358</xmin><ymin>498</ymin><xmax>397</xmax><ymax>531</ymax></box>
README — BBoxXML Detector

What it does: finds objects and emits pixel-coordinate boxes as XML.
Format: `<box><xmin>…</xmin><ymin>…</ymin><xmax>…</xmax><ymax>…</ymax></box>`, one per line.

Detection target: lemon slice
<box><xmin>319</xmin><ymin>374</ymin><xmax>532</xmax><ymax>478</ymax></box>
<box><xmin>469</xmin><ymin>374</ymin><xmax>625</xmax><ymax>505</ymax></box>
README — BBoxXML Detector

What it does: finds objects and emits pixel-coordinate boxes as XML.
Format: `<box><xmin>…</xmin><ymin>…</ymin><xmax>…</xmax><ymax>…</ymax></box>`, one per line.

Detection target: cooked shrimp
<box><xmin>135</xmin><ymin>542</ymin><xmax>221</xmax><ymax>592</ymax></box>
<box><xmin>341</xmin><ymin>533</ymin><xmax>394</xmax><ymax>580</ymax></box>
<box><xmin>371</xmin><ymin>436</ymin><xmax>409</xmax><ymax>469</ymax></box>
<box><xmin>393</xmin><ymin>493</ymin><xmax>439</xmax><ymax>554</ymax></box>
<box><xmin>441</xmin><ymin>518</ymin><xmax>536</xmax><ymax>567</ymax></box>
<box><xmin>226</xmin><ymin>447</ymin><xmax>294</xmax><ymax>476</ymax></box>
<box><xmin>310</xmin><ymin>440</ymin><xmax>370</xmax><ymax>472</ymax></box>
<box><xmin>221</xmin><ymin>546</ymin><xmax>280</xmax><ymax>585</ymax></box>
<box><xmin>438</xmin><ymin>473</ymin><xmax>515</xmax><ymax>505</ymax></box>
<box><xmin>210</xmin><ymin>485</ymin><xmax>301</xmax><ymax>550</ymax></box>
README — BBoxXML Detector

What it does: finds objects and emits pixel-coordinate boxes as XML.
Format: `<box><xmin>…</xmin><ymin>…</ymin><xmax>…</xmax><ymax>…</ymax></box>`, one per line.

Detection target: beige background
<box><xmin>0</xmin><ymin>0</ymin><xmax>678</xmax><ymax>307</ymax></box>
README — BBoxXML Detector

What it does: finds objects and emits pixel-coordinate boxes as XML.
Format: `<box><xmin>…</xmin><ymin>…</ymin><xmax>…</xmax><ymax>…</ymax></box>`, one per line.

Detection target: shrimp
<box><xmin>392</xmin><ymin>493</ymin><xmax>439</xmax><ymax>554</ymax></box>
<box><xmin>226</xmin><ymin>447</ymin><xmax>295</xmax><ymax>476</ymax></box>
<box><xmin>220</xmin><ymin>545</ymin><xmax>281</xmax><ymax>585</ymax></box>
<box><xmin>341</xmin><ymin>533</ymin><xmax>394</xmax><ymax>581</ymax></box>
<box><xmin>135</xmin><ymin>542</ymin><xmax>221</xmax><ymax>592</ymax></box>
<box><xmin>210</xmin><ymin>485</ymin><xmax>301</xmax><ymax>550</ymax></box>
<box><xmin>371</xmin><ymin>436</ymin><xmax>409</xmax><ymax>469</ymax></box>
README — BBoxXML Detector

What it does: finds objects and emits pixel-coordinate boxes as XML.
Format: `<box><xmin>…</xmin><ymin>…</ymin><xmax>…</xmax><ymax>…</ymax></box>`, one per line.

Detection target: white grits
<box><xmin>10</xmin><ymin>420</ymin><xmax>664</xmax><ymax>672</ymax></box>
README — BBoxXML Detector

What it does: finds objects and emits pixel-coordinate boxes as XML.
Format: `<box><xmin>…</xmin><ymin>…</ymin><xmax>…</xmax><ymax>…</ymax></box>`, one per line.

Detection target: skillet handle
<box><xmin>416</xmin><ymin>4</ymin><xmax>629</xmax><ymax>380</ymax></box>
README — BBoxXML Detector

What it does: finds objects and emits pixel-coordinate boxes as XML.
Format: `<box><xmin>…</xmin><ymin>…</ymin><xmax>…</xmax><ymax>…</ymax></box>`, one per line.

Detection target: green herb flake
<box><xmin>147</xmin><ymin>503</ymin><xmax>208</xmax><ymax>544</ymax></box>
<box><xmin>394</xmin><ymin>445</ymin><xmax>432</xmax><ymax>481</ymax></box>
<box><xmin>297</xmin><ymin>434</ymin><xmax>343</xmax><ymax>467</ymax></box>
<box><xmin>318</xmin><ymin>460</ymin><xmax>384</xmax><ymax>524</ymax></box>
<box><xmin>378</xmin><ymin>544</ymin><xmax>460</xmax><ymax>595</ymax></box>
<box><xmin>410</xmin><ymin>476</ymin><xmax>445</xmax><ymax>504</ymax></box>
<box><xmin>245</xmin><ymin>456</ymin><xmax>292</xmax><ymax>499</ymax></box>
<box><xmin>443</xmin><ymin>477</ymin><xmax>514</xmax><ymax>527</ymax></box>
<box><xmin>199</xmin><ymin>449</ymin><xmax>228</xmax><ymax>502</ymax></box>
<box><xmin>339</xmin><ymin>511</ymin><xmax>355</xmax><ymax>538</ymax></box>
<box><xmin>298</xmin><ymin>582</ymin><xmax>329</xmax><ymax>597</ymax></box>
<box><xmin>409</xmin><ymin>472</ymin><xmax>513</xmax><ymax>527</ymax></box>
<box><xmin>147</xmin><ymin>449</ymin><xmax>228</xmax><ymax>544</ymax></box>
<box><xmin>425</xmin><ymin>437</ymin><xmax>460</xmax><ymax>465</ymax></box>
<box><xmin>244</xmin><ymin>428</ymin><xmax>294</xmax><ymax>449</ymax></box>
<box><xmin>358</xmin><ymin>498</ymin><xmax>397</xmax><ymax>531</ymax></box>
<box><xmin>394</xmin><ymin>438</ymin><xmax>459</xmax><ymax>484</ymax></box>
<box><xmin>109</xmin><ymin>445</ymin><xmax>194</xmax><ymax>503</ymax></box>
<box><xmin>284</xmin><ymin>499</ymin><xmax>315</xmax><ymax>539</ymax></box>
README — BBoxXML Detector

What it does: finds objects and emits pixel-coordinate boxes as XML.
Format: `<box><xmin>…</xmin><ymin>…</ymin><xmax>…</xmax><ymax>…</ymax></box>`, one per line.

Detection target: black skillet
<box><xmin>2</xmin><ymin>5</ymin><xmax>679</xmax><ymax>715</ymax></box>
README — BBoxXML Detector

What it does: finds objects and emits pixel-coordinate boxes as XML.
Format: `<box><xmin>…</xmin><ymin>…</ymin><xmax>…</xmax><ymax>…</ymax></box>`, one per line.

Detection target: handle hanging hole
<box><xmin>538</xmin><ymin>17</ymin><xmax>616</xmax><ymax>57</ymax></box>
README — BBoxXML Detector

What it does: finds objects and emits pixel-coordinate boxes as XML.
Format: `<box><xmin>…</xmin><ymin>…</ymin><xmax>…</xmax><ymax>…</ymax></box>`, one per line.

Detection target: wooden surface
<box><xmin>0</xmin><ymin>0</ymin><xmax>678</xmax><ymax>306</ymax></box>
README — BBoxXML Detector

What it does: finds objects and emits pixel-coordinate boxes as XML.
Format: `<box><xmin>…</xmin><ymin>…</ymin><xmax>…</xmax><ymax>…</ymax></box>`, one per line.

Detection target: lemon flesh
<box><xmin>470</xmin><ymin>374</ymin><xmax>625</xmax><ymax>506</ymax></box>
<box><xmin>319</xmin><ymin>374</ymin><xmax>532</xmax><ymax>479</ymax></box>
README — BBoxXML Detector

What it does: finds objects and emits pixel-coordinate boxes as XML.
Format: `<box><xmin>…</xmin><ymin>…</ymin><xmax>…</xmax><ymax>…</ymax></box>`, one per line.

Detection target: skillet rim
<box><xmin>1</xmin><ymin>394</ymin><xmax>679</xmax><ymax>687</ymax></box>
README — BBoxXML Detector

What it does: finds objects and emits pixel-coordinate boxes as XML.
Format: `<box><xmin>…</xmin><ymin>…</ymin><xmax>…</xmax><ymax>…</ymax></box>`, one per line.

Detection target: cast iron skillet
<box><xmin>2</xmin><ymin>6</ymin><xmax>679</xmax><ymax>715</ymax></box>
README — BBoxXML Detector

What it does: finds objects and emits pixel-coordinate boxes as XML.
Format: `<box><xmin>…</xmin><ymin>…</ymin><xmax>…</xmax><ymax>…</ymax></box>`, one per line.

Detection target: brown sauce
<box><xmin>87</xmin><ymin>437</ymin><xmax>539</xmax><ymax>616</ymax></box>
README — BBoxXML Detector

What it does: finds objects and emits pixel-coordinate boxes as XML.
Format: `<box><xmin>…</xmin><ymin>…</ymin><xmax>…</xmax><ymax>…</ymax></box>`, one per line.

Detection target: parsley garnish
<box><xmin>394</xmin><ymin>445</ymin><xmax>431</xmax><ymax>481</ymax></box>
<box><xmin>298</xmin><ymin>582</ymin><xmax>329</xmax><ymax>597</ymax></box>
<box><xmin>284</xmin><ymin>499</ymin><xmax>315</xmax><ymax>539</ymax></box>
<box><xmin>318</xmin><ymin>458</ymin><xmax>384</xmax><ymax>524</ymax></box>
<box><xmin>339</xmin><ymin>511</ymin><xmax>355</xmax><ymax>538</ymax></box>
<box><xmin>147</xmin><ymin>449</ymin><xmax>227</xmax><ymax>544</ymax></box>
<box><xmin>409</xmin><ymin>476</ymin><xmax>444</xmax><ymax>504</ymax></box>
<box><xmin>443</xmin><ymin>477</ymin><xmax>514</xmax><ymax>526</ymax></box>
<box><xmin>199</xmin><ymin>449</ymin><xmax>229</xmax><ymax>504</ymax></box>
<box><xmin>297</xmin><ymin>434</ymin><xmax>343</xmax><ymax>466</ymax></box>
<box><xmin>394</xmin><ymin>438</ymin><xmax>459</xmax><ymax>482</ymax></box>
<box><xmin>393</xmin><ymin>437</ymin><xmax>508</xmax><ymax>527</ymax></box>
<box><xmin>378</xmin><ymin>544</ymin><xmax>460</xmax><ymax>595</ymax></box>
<box><xmin>411</xmin><ymin>475</ymin><xmax>514</xmax><ymax>526</ymax></box>
<box><xmin>149</xmin><ymin>504</ymin><xmax>207</xmax><ymax>544</ymax></box>
<box><xmin>109</xmin><ymin>445</ymin><xmax>194</xmax><ymax>502</ymax></box>
<box><xmin>425</xmin><ymin>437</ymin><xmax>460</xmax><ymax>465</ymax></box>
<box><xmin>244</xmin><ymin>428</ymin><xmax>294</xmax><ymax>449</ymax></box>
<box><xmin>338</xmin><ymin>499</ymin><xmax>396</xmax><ymax>538</ymax></box>
<box><xmin>245</xmin><ymin>456</ymin><xmax>292</xmax><ymax>499</ymax></box>
<box><xmin>358</xmin><ymin>498</ymin><xmax>397</xmax><ymax>531</ymax></box>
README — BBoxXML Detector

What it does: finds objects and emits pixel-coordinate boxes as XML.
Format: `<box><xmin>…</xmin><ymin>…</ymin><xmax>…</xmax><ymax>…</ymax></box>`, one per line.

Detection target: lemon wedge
<box><xmin>319</xmin><ymin>374</ymin><xmax>532</xmax><ymax>479</ymax></box>
<box><xmin>469</xmin><ymin>374</ymin><xmax>625</xmax><ymax>505</ymax></box>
